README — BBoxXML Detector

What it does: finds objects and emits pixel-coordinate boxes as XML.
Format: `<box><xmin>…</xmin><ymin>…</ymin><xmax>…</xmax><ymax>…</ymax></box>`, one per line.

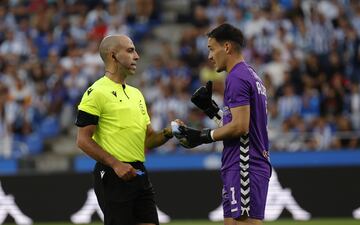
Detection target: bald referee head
<box><xmin>99</xmin><ymin>35</ymin><xmax>139</xmax><ymax>82</ymax></box>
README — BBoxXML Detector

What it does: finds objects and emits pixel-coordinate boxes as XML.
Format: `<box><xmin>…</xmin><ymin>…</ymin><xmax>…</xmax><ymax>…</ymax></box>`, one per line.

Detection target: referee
<box><xmin>75</xmin><ymin>35</ymin><xmax>173</xmax><ymax>225</ymax></box>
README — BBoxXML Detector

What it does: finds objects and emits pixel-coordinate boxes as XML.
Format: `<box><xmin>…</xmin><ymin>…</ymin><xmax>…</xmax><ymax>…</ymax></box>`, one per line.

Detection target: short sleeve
<box><xmin>78</xmin><ymin>87</ymin><xmax>102</xmax><ymax>116</ymax></box>
<box><xmin>227</xmin><ymin>76</ymin><xmax>251</xmax><ymax>108</ymax></box>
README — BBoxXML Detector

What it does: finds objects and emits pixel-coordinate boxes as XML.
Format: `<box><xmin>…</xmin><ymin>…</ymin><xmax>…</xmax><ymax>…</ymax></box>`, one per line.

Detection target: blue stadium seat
<box><xmin>25</xmin><ymin>133</ymin><xmax>44</xmax><ymax>155</ymax></box>
<box><xmin>39</xmin><ymin>117</ymin><xmax>60</xmax><ymax>139</ymax></box>
<box><xmin>11</xmin><ymin>135</ymin><xmax>28</xmax><ymax>159</ymax></box>
<box><xmin>0</xmin><ymin>159</ymin><xmax>17</xmax><ymax>174</ymax></box>
<box><xmin>73</xmin><ymin>155</ymin><xmax>96</xmax><ymax>172</ymax></box>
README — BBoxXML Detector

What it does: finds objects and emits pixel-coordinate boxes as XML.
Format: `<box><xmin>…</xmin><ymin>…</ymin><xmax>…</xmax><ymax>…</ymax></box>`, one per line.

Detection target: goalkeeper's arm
<box><xmin>211</xmin><ymin>105</ymin><xmax>249</xmax><ymax>141</ymax></box>
<box><xmin>177</xmin><ymin>105</ymin><xmax>249</xmax><ymax>148</ymax></box>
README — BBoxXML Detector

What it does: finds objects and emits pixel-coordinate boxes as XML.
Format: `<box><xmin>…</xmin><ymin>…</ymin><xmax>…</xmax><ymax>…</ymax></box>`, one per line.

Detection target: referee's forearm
<box><xmin>77</xmin><ymin>136</ymin><xmax>118</xmax><ymax>167</ymax></box>
<box><xmin>145</xmin><ymin>131</ymin><xmax>170</xmax><ymax>149</ymax></box>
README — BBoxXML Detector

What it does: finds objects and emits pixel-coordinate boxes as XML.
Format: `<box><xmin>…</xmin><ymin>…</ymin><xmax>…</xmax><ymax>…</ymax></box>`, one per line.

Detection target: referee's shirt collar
<box><xmin>104</xmin><ymin>75</ymin><xmax>127</xmax><ymax>88</ymax></box>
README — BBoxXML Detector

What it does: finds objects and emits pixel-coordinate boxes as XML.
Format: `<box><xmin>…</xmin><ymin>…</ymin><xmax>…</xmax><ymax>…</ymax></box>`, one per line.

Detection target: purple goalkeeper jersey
<box><xmin>222</xmin><ymin>61</ymin><xmax>271</xmax><ymax>178</ymax></box>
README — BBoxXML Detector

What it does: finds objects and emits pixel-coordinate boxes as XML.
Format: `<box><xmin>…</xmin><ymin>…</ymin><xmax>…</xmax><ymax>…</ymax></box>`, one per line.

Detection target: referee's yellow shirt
<box><xmin>78</xmin><ymin>76</ymin><xmax>150</xmax><ymax>162</ymax></box>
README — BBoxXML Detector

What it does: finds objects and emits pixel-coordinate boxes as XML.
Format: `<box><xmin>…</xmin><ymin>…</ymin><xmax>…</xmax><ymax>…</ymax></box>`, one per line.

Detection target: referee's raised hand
<box><xmin>112</xmin><ymin>161</ymin><xmax>137</xmax><ymax>181</ymax></box>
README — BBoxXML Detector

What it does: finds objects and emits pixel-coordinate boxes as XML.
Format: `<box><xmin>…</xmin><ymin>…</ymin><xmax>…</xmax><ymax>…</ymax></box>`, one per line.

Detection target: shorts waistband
<box><xmin>95</xmin><ymin>161</ymin><xmax>145</xmax><ymax>171</ymax></box>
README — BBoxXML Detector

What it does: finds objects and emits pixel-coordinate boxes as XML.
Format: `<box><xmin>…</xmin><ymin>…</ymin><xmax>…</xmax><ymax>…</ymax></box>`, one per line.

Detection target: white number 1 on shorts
<box><xmin>230</xmin><ymin>187</ymin><xmax>237</xmax><ymax>205</ymax></box>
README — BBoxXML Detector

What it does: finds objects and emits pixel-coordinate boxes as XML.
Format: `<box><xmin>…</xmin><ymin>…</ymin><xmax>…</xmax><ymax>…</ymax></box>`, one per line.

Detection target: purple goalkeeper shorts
<box><xmin>221</xmin><ymin>170</ymin><xmax>269</xmax><ymax>220</ymax></box>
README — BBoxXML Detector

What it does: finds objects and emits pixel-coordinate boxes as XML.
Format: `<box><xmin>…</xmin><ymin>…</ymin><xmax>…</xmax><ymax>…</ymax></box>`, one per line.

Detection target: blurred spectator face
<box><xmin>234</xmin><ymin>8</ymin><xmax>244</xmax><ymax>21</ymax></box>
<box><xmin>317</xmin><ymin>117</ymin><xmax>326</xmax><ymax>129</ymax></box>
<box><xmin>215</xmin><ymin>14</ymin><xmax>226</xmax><ymax>25</ymax></box>
<box><xmin>159</xmin><ymin>82</ymin><xmax>171</xmax><ymax>98</ymax></box>
<box><xmin>329</xmin><ymin>52</ymin><xmax>340</xmax><ymax>66</ymax></box>
<box><xmin>0</xmin><ymin>6</ymin><xmax>5</xmax><ymax>18</ymax></box>
<box><xmin>337</xmin><ymin>116</ymin><xmax>352</xmax><ymax>131</ymax></box>
<box><xmin>207</xmin><ymin>38</ymin><xmax>226</xmax><ymax>72</ymax></box>
<box><xmin>284</xmin><ymin>84</ymin><xmax>295</xmax><ymax>96</ymax></box>
<box><xmin>5</xmin><ymin>31</ymin><xmax>14</xmax><ymax>41</ymax></box>
<box><xmin>209</xmin><ymin>0</ymin><xmax>221</xmax><ymax>6</ymax></box>
<box><xmin>272</xmin><ymin>49</ymin><xmax>281</xmax><ymax>62</ymax></box>
<box><xmin>263</xmin><ymin>73</ymin><xmax>273</xmax><ymax>88</ymax></box>
<box><xmin>136</xmin><ymin>0</ymin><xmax>154</xmax><ymax>18</ymax></box>
<box><xmin>35</xmin><ymin>82</ymin><xmax>47</xmax><ymax>96</ymax></box>
<box><xmin>0</xmin><ymin>84</ymin><xmax>8</xmax><ymax>104</ymax></box>
<box><xmin>268</xmin><ymin>102</ymin><xmax>278</xmax><ymax>118</ymax></box>
<box><xmin>194</xmin><ymin>5</ymin><xmax>207</xmax><ymax>21</ymax></box>
<box><xmin>331</xmin><ymin>73</ymin><xmax>343</xmax><ymax>90</ymax></box>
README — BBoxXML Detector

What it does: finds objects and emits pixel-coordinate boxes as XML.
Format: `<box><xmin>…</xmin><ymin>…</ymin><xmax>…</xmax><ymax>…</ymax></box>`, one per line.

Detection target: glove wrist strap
<box><xmin>201</xmin><ymin>128</ymin><xmax>214</xmax><ymax>143</ymax></box>
<box><xmin>210</xmin><ymin>130</ymin><xmax>215</xmax><ymax>141</ymax></box>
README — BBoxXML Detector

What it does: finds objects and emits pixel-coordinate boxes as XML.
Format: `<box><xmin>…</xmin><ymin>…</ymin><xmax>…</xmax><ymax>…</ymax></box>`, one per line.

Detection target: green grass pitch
<box><xmin>2</xmin><ymin>218</ymin><xmax>360</xmax><ymax>225</ymax></box>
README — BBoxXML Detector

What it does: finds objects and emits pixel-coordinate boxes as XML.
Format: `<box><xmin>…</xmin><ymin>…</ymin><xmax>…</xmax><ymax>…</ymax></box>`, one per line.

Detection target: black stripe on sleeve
<box><xmin>75</xmin><ymin>110</ymin><xmax>99</xmax><ymax>127</ymax></box>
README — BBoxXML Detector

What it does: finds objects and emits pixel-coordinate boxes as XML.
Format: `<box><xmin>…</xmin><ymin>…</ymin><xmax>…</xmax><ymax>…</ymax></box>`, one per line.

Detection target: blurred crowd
<box><xmin>0</xmin><ymin>0</ymin><xmax>359</xmax><ymax>159</ymax></box>
<box><xmin>143</xmin><ymin>0</ymin><xmax>360</xmax><ymax>152</ymax></box>
<box><xmin>0</xmin><ymin>0</ymin><xmax>160</xmax><ymax>158</ymax></box>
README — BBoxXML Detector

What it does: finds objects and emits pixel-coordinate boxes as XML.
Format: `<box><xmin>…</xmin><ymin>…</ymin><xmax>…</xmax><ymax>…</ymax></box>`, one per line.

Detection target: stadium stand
<box><xmin>0</xmin><ymin>0</ymin><xmax>359</xmax><ymax>172</ymax></box>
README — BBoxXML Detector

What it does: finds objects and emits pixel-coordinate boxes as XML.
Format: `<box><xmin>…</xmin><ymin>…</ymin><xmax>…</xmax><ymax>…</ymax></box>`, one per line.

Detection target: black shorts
<box><xmin>93</xmin><ymin>162</ymin><xmax>159</xmax><ymax>225</ymax></box>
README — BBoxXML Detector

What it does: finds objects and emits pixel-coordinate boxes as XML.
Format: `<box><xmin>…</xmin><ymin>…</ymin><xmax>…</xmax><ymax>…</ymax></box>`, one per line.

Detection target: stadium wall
<box><xmin>0</xmin><ymin>160</ymin><xmax>360</xmax><ymax>222</ymax></box>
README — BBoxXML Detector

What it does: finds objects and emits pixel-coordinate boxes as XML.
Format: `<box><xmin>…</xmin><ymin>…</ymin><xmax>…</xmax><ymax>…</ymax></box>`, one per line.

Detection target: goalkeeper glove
<box><xmin>178</xmin><ymin>125</ymin><xmax>214</xmax><ymax>148</ymax></box>
<box><xmin>191</xmin><ymin>81</ymin><xmax>221</xmax><ymax>120</ymax></box>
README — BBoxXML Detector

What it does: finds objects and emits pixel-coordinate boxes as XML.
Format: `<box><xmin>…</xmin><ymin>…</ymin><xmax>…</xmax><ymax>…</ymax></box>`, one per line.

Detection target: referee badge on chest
<box><xmin>139</xmin><ymin>100</ymin><xmax>146</xmax><ymax>115</ymax></box>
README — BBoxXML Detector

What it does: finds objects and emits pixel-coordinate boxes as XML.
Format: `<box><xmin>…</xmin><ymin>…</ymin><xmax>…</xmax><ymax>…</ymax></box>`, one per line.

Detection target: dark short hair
<box><xmin>207</xmin><ymin>23</ymin><xmax>246</xmax><ymax>49</ymax></box>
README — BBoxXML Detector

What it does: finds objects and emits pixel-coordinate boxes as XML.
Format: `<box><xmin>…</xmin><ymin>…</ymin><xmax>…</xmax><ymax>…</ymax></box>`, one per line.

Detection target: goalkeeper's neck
<box><xmin>226</xmin><ymin>54</ymin><xmax>245</xmax><ymax>73</ymax></box>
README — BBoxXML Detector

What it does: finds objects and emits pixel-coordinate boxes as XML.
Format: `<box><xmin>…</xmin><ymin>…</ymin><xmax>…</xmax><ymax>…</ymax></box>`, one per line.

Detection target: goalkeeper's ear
<box><xmin>206</xmin><ymin>81</ymin><xmax>213</xmax><ymax>96</ymax></box>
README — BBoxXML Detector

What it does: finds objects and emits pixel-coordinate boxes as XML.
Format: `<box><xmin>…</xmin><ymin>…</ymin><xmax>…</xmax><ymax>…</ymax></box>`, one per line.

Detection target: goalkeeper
<box><xmin>174</xmin><ymin>23</ymin><xmax>271</xmax><ymax>225</ymax></box>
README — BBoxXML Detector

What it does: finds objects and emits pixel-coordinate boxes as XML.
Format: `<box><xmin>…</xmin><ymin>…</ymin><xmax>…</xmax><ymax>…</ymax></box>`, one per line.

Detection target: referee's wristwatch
<box><xmin>163</xmin><ymin>127</ymin><xmax>173</xmax><ymax>140</ymax></box>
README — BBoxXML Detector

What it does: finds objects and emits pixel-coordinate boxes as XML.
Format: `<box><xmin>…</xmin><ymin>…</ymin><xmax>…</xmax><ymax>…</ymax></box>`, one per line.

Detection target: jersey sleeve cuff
<box><xmin>75</xmin><ymin>110</ymin><xmax>99</xmax><ymax>127</ymax></box>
